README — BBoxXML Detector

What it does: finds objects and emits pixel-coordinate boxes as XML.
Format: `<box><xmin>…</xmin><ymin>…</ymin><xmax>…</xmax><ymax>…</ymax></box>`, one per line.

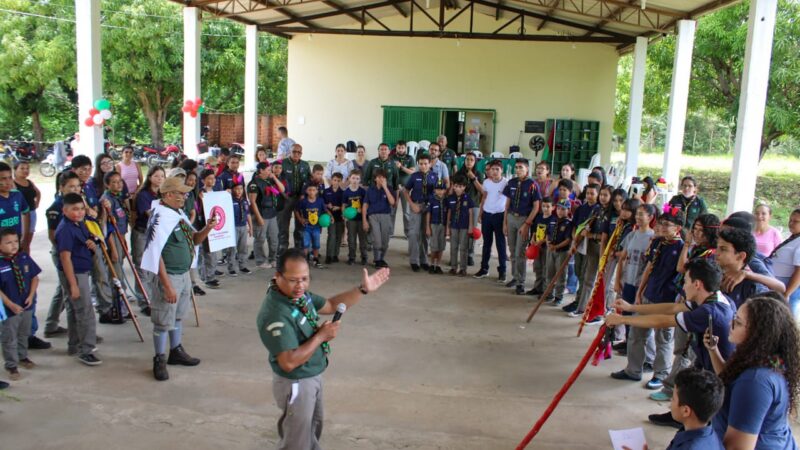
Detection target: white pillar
<box><xmin>183</xmin><ymin>7</ymin><xmax>201</xmax><ymax>159</ymax></box>
<box><xmin>75</xmin><ymin>0</ymin><xmax>103</xmax><ymax>159</ymax></box>
<box><xmin>727</xmin><ymin>0</ymin><xmax>777</xmax><ymax>215</ymax></box>
<box><xmin>244</xmin><ymin>25</ymin><xmax>259</xmax><ymax>171</ymax></box>
<box><xmin>625</xmin><ymin>36</ymin><xmax>648</xmax><ymax>181</ymax></box>
<box><xmin>662</xmin><ymin>20</ymin><xmax>696</xmax><ymax>190</ymax></box>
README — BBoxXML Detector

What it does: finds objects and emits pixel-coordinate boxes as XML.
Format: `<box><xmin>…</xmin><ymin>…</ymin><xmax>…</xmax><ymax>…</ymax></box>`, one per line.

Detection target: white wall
<box><xmin>286</xmin><ymin>17</ymin><xmax>619</xmax><ymax>163</ymax></box>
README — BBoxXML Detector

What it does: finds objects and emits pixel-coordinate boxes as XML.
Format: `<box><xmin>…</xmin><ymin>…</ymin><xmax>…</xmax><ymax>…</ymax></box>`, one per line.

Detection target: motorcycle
<box><xmin>143</xmin><ymin>142</ymin><xmax>182</xmax><ymax>168</ymax></box>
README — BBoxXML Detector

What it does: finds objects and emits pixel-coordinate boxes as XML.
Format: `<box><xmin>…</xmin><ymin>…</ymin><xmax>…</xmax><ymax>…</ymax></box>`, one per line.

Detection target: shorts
<box><xmin>303</xmin><ymin>226</ymin><xmax>322</xmax><ymax>250</ymax></box>
<box><xmin>150</xmin><ymin>272</ymin><xmax>191</xmax><ymax>332</ymax></box>
<box><xmin>429</xmin><ymin>223</ymin><xmax>446</xmax><ymax>252</ymax></box>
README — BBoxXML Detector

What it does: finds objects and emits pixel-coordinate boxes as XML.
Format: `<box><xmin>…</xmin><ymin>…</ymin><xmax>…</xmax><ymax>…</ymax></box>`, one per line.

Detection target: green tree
<box><xmin>0</xmin><ymin>0</ymin><xmax>76</xmax><ymax>149</ymax></box>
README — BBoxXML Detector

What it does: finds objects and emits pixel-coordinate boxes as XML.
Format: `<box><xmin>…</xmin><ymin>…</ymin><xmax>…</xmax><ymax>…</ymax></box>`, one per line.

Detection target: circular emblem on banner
<box><xmin>210</xmin><ymin>206</ymin><xmax>226</xmax><ymax>231</ymax></box>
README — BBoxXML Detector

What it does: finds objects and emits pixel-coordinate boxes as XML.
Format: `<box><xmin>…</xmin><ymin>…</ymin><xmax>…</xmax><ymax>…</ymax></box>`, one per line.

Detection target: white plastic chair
<box><xmin>406</xmin><ymin>141</ymin><xmax>419</xmax><ymax>159</ymax></box>
<box><xmin>489</xmin><ymin>151</ymin><xmax>504</xmax><ymax>159</ymax></box>
<box><xmin>471</xmin><ymin>150</ymin><xmax>483</xmax><ymax>160</ymax></box>
<box><xmin>418</xmin><ymin>140</ymin><xmax>431</xmax><ymax>151</ymax></box>
<box><xmin>508</xmin><ymin>151</ymin><xmax>523</xmax><ymax>159</ymax></box>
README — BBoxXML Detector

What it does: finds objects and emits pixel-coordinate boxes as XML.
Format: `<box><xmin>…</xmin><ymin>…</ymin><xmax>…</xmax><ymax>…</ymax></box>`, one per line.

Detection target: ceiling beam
<box><xmin>536</xmin><ymin>0</ymin><xmax>561</xmax><ymax>31</ymax></box>
<box><xmin>323</xmin><ymin>0</ymin><xmax>366</xmax><ymax>24</ymax></box>
<box><xmin>582</xmin><ymin>0</ymin><xmax>634</xmax><ymax>37</ymax></box>
<box><xmin>260</xmin><ymin>0</ymin><xmax>398</xmax><ymax>27</ymax></box>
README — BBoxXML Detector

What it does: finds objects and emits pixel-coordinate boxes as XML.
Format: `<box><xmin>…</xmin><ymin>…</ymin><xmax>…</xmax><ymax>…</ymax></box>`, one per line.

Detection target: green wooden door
<box><xmin>382</xmin><ymin>106</ymin><xmax>441</xmax><ymax>145</ymax></box>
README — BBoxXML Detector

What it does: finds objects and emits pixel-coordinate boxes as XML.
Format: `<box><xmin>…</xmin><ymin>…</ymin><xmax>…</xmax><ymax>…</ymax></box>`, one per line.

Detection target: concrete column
<box><xmin>625</xmin><ymin>36</ymin><xmax>648</xmax><ymax>181</ymax></box>
<box><xmin>244</xmin><ymin>25</ymin><xmax>259</xmax><ymax>170</ymax></box>
<box><xmin>662</xmin><ymin>20</ymin><xmax>696</xmax><ymax>190</ymax></box>
<box><xmin>75</xmin><ymin>0</ymin><xmax>103</xmax><ymax>159</ymax></box>
<box><xmin>727</xmin><ymin>0</ymin><xmax>778</xmax><ymax>214</ymax></box>
<box><xmin>183</xmin><ymin>7</ymin><xmax>201</xmax><ymax>159</ymax></box>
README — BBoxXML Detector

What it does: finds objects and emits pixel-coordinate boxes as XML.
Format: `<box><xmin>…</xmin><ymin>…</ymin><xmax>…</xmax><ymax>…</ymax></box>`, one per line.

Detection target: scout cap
<box><xmin>159</xmin><ymin>176</ymin><xmax>192</xmax><ymax>194</ymax></box>
<box><xmin>556</xmin><ymin>199</ymin><xmax>571</xmax><ymax>209</ymax></box>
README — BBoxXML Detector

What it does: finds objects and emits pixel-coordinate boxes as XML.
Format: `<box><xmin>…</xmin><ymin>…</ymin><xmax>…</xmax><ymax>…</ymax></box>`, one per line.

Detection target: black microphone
<box><xmin>333</xmin><ymin>303</ymin><xmax>347</xmax><ymax>322</ymax></box>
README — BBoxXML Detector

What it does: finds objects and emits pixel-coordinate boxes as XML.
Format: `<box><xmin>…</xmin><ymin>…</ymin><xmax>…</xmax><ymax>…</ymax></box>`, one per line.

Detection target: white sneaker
<box><xmin>257</xmin><ymin>262</ymin><xmax>274</xmax><ymax>269</ymax></box>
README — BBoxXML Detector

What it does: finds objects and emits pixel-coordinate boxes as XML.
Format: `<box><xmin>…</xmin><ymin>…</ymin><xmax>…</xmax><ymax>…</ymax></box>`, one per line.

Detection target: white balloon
<box><xmin>100</xmin><ymin>109</ymin><xmax>112</xmax><ymax>120</ymax></box>
<box><xmin>92</xmin><ymin>114</ymin><xmax>104</xmax><ymax>125</ymax></box>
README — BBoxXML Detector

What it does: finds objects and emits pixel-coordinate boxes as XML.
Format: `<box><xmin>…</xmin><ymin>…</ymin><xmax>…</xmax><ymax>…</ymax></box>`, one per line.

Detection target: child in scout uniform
<box><xmin>527</xmin><ymin>197</ymin><xmax>556</xmax><ymax>296</ymax></box>
<box><xmin>362</xmin><ymin>169</ymin><xmax>395</xmax><ymax>268</ymax></box>
<box><xmin>248</xmin><ymin>161</ymin><xmax>285</xmax><ymax>269</ymax></box>
<box><xmin>196</xmin><ymin>169</ymin><xmax>221</xmax><ymax>288</ymax></box>
<box><xmin>562</xmin><ymin>183</ymin><xmax>601</xmax><ymax>314</ymax></box>
<box><xmin>403</xmin><ymin>154</ymin><xmax>438</xmax><ymax>272</ymax></box>
<box><xmin>426</xmin><ymin>178</ymin><xmax>448</xmax><ymax>274</ymax></box>
<box><xmin>217</xmin><ymin>154</ymin><xmax>244</xmax><ymax>191</ymax></box>
<box><xmin>545</xmin><ymin>199</ymin><xmax>574</xmax><ymax>306</ymax></box>
<box><xmin>446</xmin><ymin>176</ymin><xmax>475</xmax><ymax>276</ymax></box>
<box><xmin>100</xmin><ymin>171</ymin><xmax>131</xmax><ymax>322</ymax></box>
<box><xmin>502</xmin><ymin>159</ymin><xmax>541</xmax><ymax>295</ymax></box>
<box><xmin>56</xmin><ymin>193</ymin><xmax>101</xmax><ymax>366</ymax></box>
<box><xmin>323</xmin><ymin>172</ymin><xmax>344</xmax><ymax>264</ymax></box>
<box><xmin>0</xmin><ymin>228</ymin><xmax>41</xmax><ymax>380</ymax></box>
<box><xmin>141</xmin><ymin>177</ymin><xmax>217</xmax><ymax>381</ymax></box>
<box><xmin>295</xmin><ymin>183</ymin><xmax>329</xmax><ymax>269</ymax></box>
<box><xmin>342</xmin><ymin>170</ymin><xmax>368</xmax><ymax>266</ymax></box>
<box><xmin>43</xmin><ymin>171</ymin><xmax>81</xmax><ymax>338</ymax></box>
<box><xmin>225</xmin><ymin>183</ymin><xmax>252</xmax><ymax>276</ymax></box>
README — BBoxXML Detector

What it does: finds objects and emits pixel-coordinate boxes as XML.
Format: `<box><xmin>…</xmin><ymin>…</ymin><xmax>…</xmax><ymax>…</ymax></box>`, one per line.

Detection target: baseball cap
<box><xmin>167</xmin><ymin>168</ymin><xmax>186</xmax><ymax>178</ymax></box>
<box><xmin>556</xmin><ymin>199</ymin><xmax>571</xmax><ymax>209</ymax></box>
<box><xmin>434</xmin><ymin>178</ymin><xmax>447</xmax><ymax>189</ymax></box>
<box><xmin>159</xmin><ymin>176</ymin><xmax>192</xmax><ymax>194</ymax></box>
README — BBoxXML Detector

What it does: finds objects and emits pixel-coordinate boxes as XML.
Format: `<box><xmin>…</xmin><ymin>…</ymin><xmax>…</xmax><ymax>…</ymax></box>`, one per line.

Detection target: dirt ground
<box><xmin>1</xmin><ymin>230</ymin><xmax>796</xmax><ymax>450</ymax></box>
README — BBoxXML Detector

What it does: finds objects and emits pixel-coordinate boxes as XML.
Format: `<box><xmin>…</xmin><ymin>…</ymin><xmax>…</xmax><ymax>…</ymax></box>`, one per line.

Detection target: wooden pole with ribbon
<box><xmin>577</xmin><ymin>223</ymin><xmax>624</xmax><ymax>337</ymax></box>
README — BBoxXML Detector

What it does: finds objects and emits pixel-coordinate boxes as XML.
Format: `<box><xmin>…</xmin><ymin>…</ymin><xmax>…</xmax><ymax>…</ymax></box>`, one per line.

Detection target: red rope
<box><xmin>515</xmin><ymin>324</ymin><xmax>607</xmax><ymax>449</ymax></box>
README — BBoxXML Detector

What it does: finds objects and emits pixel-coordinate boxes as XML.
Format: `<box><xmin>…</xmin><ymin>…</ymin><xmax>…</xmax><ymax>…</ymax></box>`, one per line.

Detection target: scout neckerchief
<box><xmin>435</xmin><ymin>195</ymin><xmax>446</xmax><ymax>224</ymax></box>
<box><xmin>451</xmin><ymin>194</ymin><xmax>464</xmax><ymax>227</ymax></box>
<box><xmin>289</xmin><ymin>160</ymin><xmax>303</xmax><ymax>193</ymax></box>
<box><xmin>103</xmin><ymin>189</ymin><xmax>129</xmax><ymax>217</ymax></box>
<box><xmin>421</xmin><ymin>171</ymin><xmax>430</xmax><ymax>199</ymax></box>
<box><xmin>1</xmin><ymin>252</ymin><xmax>25</xmax><ymax>294</ymax></box>
<box><xmin>270</xmin><ymin>279</ymin><xmax>330</xmax><ymax>354</ymax></box>
<box><xmin>161</xmin><ymin>201</ymin><xmax>195</xmax><ymax>258</ymax></box>
<box><xmin>513</xmin><ymin>177</ymin><xmax>529</xmax><ymax>213</ymax></box>
<box><xmin>676</xmin><ymin>195</ymin><xmax>700</xmax><ymax>226</ymax></box>
<box><xmin>648</xmin><ymin>233</ymin><xmax>682</xmax><ymax>266</ymax></box>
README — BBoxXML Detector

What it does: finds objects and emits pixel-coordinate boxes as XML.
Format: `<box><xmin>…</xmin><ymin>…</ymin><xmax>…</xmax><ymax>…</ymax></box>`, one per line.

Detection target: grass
<box><xmin>610</xmin><ymin>152</ymin><xmax>799</xmax><ymax>231</ymax></box>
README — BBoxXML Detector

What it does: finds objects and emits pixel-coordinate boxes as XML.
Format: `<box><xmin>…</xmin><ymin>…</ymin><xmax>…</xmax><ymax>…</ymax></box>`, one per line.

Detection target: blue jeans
<box><xmin>303</xmin><ymin>226</ymin><xmax>322</xmax><ymax>250</ymax></box>
<box><xmin>480</xmin><ymin>211</ymin><xmax>507</xmax><ymax>274</ymax></box>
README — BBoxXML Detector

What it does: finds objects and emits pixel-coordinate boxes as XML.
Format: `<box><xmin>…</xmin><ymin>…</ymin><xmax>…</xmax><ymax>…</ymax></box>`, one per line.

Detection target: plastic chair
<box><xmin>406</xmin><ymin>141</ymin><xmax>419</xmax><ymax>159</ymax></box>
<box><xmin>471</xmin><ymin>150</ymin><xmax>483</xmax><ymax>160</ymax></box>
<box><xmin>418</xmin><ymin>140</ymin><xmax>431</xmax><ymax>151</ymax></box>
<box><xmin>489</xmin><ymin>151</ymin><xmax>504</xmax><ymax>159</ymax></box>
<box><xmin>509</xmin><ymin>151</ymin><xmax>523</xmax><ymax>159</ymax></box>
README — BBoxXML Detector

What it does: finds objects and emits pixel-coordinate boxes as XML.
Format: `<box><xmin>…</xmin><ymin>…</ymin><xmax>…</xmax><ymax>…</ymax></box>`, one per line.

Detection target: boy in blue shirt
<box><xmin>665</xmin><ymin>368</ymin><xmax>725</xmax><ymax>449</ymax></box>
<box><xmin>446</xmin><ymin>176</ymin><xmax>475</xmax><ymax>276</ymax></box>
<box><xmin>426</xmin><ymin>178</ymin><xmax>448</xmax><ymax>274</ymax></box>
<box><xmin>295</xmin><ymin>183</ymin><xmax>328</xmax><ymax>269</ymax></box>
<box><xmin>0</xmin><ymin>228</ymin><xmax>41</xmax><ymax>381</ymax></box>
<box><xmin>545</xmin><ymin>199</ymin><xmax>574</xmax><ymax>305</ymax></box>
<box><xmin>528</xmin><ymin>197</ymin><xmax>555</xmax><ymax>296</ymax></box>
<box><xmin>323</xmin><ymin>172</ymin><xmax>344</xmax><ymax>265</ymax></box>
<box><xmin>562</xmin><ymin>183</ymin><xmax>600</xmax><ymax>312</ymax></box>
<box><xmin>715</xmin><ymin>228</ymin><xmax>784</xmax><ymax>309</ymax></box>
<box><xmin>502</xmin><ymin>159</ymin><xmax>541</xmax><ymax>294</ymax></box>
<box><xmin>56</xmin><ymin>193</ymin><xmax>101</xmax><ymax>366</ymax></box>
<box><xmin>404</xmin><ymin>154</ymin><xmax>438</xmax><ymax>272</ymax></box>
<box><xmin>225</xmin><ymin>183</ymin><xmax>252</xmax><ymax>276</ymax></box>
<box><xmin>362</xmin><ymin>169</ymin><xmax>395</xmax><ymax>268</ymax></box>
<box><xmin>342</xmin><ymin>170</ymin><xmax>368</xmax><ymax>266</ymax></box>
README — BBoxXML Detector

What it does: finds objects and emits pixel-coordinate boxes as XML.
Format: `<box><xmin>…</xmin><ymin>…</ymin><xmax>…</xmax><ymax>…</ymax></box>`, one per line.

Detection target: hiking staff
<box><xmin>577</xmin><ymin>223</ymin><xmax>624</xmax><ymax>336</ymax></box>
<box><xmin>104</xmin><ymin>204</ymin><xmax>149</xmax><ymax>305</ymax></box>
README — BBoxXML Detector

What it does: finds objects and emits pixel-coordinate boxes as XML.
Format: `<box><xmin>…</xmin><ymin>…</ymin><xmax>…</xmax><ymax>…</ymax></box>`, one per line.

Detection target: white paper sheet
<box><xmin>609</xmin><ymin>427</ymin><xmax>647</xmax><ymax>450</ymax></box>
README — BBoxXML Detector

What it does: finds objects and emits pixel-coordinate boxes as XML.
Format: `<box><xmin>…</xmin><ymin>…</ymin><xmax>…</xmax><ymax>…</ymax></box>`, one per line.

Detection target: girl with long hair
<box><xmin>130</xmin><ymin>165</ymin><xmax>166</xmax><ymax>312</ymax></box>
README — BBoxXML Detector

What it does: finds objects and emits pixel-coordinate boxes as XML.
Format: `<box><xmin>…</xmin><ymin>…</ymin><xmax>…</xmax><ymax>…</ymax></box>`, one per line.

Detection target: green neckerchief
<box><xmin>270</xmin><ymin>279</ymin><xmax>329</xmax><ymax>354</ymax></box>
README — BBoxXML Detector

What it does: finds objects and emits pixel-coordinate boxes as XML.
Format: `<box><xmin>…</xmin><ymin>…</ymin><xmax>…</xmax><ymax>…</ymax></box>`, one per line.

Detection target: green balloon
<box><xmin>318</xmin><ymin>213</ymin><xmax>331</xmax><ymax>228</ymax></box>
<box><xmin>198</xmin><ymin>104</ymin><xmax>206</xmax><ymax>113</ymax></box>
<box><xmin>343</xmin><ymin>206</ymin><xmax>357</xmax><ymax>220</ymax></box>
<box><xmin>95</xmin><ymin>99</ymin><xmax>111</xmax><ymax>110</ymax></box>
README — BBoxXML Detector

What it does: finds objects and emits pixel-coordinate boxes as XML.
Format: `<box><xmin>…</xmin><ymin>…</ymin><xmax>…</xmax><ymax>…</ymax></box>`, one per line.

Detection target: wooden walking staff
<box><xmin>190</xmin><ymin>289</ymin><xmax>200</xmax><ymax>327</ymax></box>
<box><xmin>103</xmin><ymin>205</ymin><xmax>149</xmax><ymax>306</ymax></box>
<box><xmin>85</xmin><ymin>220</ymin><xmax>145</xmax><ymax>342</ymax></box>
<box><xmin>577</xmin><ymin>223</ymin><xmax>624</xmax><ymax>337</ymax></box>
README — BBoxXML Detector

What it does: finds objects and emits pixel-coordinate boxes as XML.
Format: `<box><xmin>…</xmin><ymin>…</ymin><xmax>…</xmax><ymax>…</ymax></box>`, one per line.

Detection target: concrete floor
<box><xmin>2</xmin><ymin>232</ymin><xmax>794</xmax><ymax>450</ymax></box>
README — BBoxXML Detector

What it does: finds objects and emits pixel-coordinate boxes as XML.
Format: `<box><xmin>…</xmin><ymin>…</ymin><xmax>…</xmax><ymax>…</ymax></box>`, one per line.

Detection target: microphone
<box><xmin>333</xmin><ymin>303</ymin><xmax>347</xmax><ymax>322</ymax></box>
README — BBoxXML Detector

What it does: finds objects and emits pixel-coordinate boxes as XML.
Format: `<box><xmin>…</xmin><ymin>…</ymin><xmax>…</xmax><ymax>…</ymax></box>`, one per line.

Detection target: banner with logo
<box><xmin>202</xmin><ymin>191</ymin><xmax>236</xmax><ymax>252</ymax></box>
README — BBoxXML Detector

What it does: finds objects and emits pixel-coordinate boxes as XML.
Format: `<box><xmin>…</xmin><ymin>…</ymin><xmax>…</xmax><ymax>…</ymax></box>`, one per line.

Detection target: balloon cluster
<box><xmin>182</xmin><ymin>98</ymin><xmax>206</xmax><ymax>118</ymax></box>
<box><xmin>83</xmin><ymin>99</ymin><xmax>112</xmax><ymax>127</ymax></box>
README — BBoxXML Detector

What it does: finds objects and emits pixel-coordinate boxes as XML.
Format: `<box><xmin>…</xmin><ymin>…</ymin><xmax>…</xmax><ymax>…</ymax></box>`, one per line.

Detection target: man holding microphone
<box><xmin>257</xmin><ymin>248</ymin><xmax>391</xmax><ymax>449</ymax></box>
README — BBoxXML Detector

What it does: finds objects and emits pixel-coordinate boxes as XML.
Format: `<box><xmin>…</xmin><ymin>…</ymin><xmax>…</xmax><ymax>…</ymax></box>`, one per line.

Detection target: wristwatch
<box><xmin>358</xmin><ymin>284</ymin><xmax>369</xmax><ymax>295</ymax></box>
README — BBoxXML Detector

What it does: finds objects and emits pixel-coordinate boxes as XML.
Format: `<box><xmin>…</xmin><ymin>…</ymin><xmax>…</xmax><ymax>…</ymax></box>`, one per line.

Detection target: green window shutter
<box><xmin>382</xmin><ymin>106</ymin><xmax>441</xmax><ymax>145</ymax></box>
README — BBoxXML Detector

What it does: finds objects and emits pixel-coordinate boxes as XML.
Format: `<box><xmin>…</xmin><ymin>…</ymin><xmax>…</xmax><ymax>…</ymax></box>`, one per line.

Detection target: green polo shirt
<box><xmin>363</xmin><ymin>157</ymin><xmax>400</xmax><ymax>191</ymax></box>
<box><xmin>257</xmin><ymin>287</ymin><xmax>328</xmax><ymax>380</ymax></box>
<box><xmin>162</xmin><ymin>218</ymin><xmax>194</xmax><ymax>274</ymax></box>
<box><xmin>391</xmin><ymin>153</ymin><xmax>416</xmax><ymax>186</ymax></box>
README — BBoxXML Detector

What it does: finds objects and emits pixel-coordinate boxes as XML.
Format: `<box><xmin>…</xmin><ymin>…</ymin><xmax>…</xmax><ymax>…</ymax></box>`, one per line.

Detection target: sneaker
<box><xmin>411</xmin><ymin>263</ymin><xmax>420</xmax><ymax>272</ymax></box>
<box><xmin>44</xmin><ymin>326</ymin><xmax>68</xmax><ymax>338</ymax></box>
<box><xmin>612</xmin><ymin>341</ymin><xmax>627</xmax><ymax>351</ymax></box>
<box><xmin>526</xmin><ymin>288</ymin><xmax>543</xmax><ymax>296</ymax></box>
<box><xmin>361</xmin><ymin>258</ymin><xmax>368</xmax><ymax>266</ymax></box>
<box><xmin>568</xmin><ymin>310</ymin><xmax>585</xmax><ymax>318</ymax></box>
<box><xmin>561</xmin><ymin>302</ymin><xmax>578</xmax><ymax>313</ymax></box>
<box><xmin>434</xmin><ymin>266</ymin><xmax>444</xmax><ymax>274</ymax></box>
<box><xmin>347</xmin><ymin>259</ymin><xmax>355</xmax><ymax>265</ymax></box>
<box><xmin>0</xmin><ymin>380</ymin><xmax>8</xmax><ymax>389</ymax></box>
<box><xmin>217</xmin><ymin>258</ymin><xmax>227</xmax><ymax>266</ymax></box>
<box><xmin>167</xmin><ymin>344</ymin><xmax>201</xmax><ymax>366</ymax></box>
<box><xmin>457</xmin><ymin>269</ymin><xmax>467</xmax><ymax>277</ymax></box>
<box><xmin>257</xmin><ymin>262</ymin><xmax>274</xmax><ymax>269</ymax></box>
<box><xmin>473</xmin><ymin>269</ymin><xmax>489</xmax><ymax>278</ymax></box>
<box><xmin>420</xmin><ymin>263</ymin><xmax>431</xmax><ymax>272</ymax></box>
<box><xmin>214</xmin><ymin>270</ymin><xmax>224</xmax><ymax>277</ymax></box>
<box><xmin>552</xmin><ymin>297</ymin><xmax>563</xmax><ymax>306</ymax></box>
<box><xmin>7</xmin><ymin>368</ymin><xmax>20</xmax><ymax>380</ymax></box>
<box><xmin>648</xmin><ymin>411</ymin><xmax>682</xmax><ymax>429</ymax></box>
<box><xmin>643</xmin><ymin>362</ymin><xmax>654</xmax><ymax>373</ymax></box>
<box><xmin>585</xmin><ymin>316</ymin><xmax>603</xmax><ymax>325</ymax></box>
<box><xmin>248</xmin><ymin>251</ymin><xmax>255</xmax><ymax>260</ymax></box>
<box><xmin>515</xmin><ymin>285</ymin><xmax>525</xmax><ymax>295</ymax></box>
<box><xmin>448</xmin><ymin>268</ymin><xmax>457</xmax><ymax>275</ymax></box>
<box><xmin>28</xmin><ymin>336</ymin><xmax>51</xmax><ymax>350</ymax></box>
<box><xmin>228</xmin><ymin>270</ymin><xmax>238</xmax><ymax>277</ymax></box>
<box><xmin>153</xmin><ymin>354</ymin><xmax>169</xmax><ymax>381</ymax></box>
<box><xmin>141</xmin><ymin>306</ymin><xmax>151</xmax><ymax>317</ymax></box>
<box><xmin>239</xmin><ymin>267</ymin><xmax>252</xmax><ymax>275</ymax></box>
<box><xmin>496</xmin><ymin>273</ymin><xmax>507</xmax><ymax>283</ymax></box>
<box><xmin>314</xmin><ymin>259</ymin><xmax>325</xmax><ymax>269</ymax></box>
<box><xmin>467</xmin><ymin>257</ymin><xmax>475</xmax><ymax>267</ymax></box>
<box><xmin>193</xmin><ymin>286</ymin><xmax>206</xmax><ymax>296</ymax></box>
<box><xmin>19</xmin><ymin>358</ymin><xmax>35</xmax><ymax>369</ymax></box>
<box><xmin>646</xmin><ymin>378</ymin><xmax>663</xmax><ymax>390</ymax></box>
<box><xmin>78</xmin><ymin>354</ymin><xmax>102</xmax><ymax>366</ymax></box>
<box><xmin>205</xmin><ymin>280</ymin><xmax>220</xmax><ymax>289</ymax></box>
<box><xmin>504</xmin><ymin>279</ymin><xmax>518</xmax><ymax>288</ymax></box>
<box><xmin>649</xmin><ymin>391</ymin><xmax>672</xmax><ymax>402</ymax></box>
<box><xmin>610</xmin><ymin>370</ymin><xmax>641</xmax><ymax>381</ymax></box>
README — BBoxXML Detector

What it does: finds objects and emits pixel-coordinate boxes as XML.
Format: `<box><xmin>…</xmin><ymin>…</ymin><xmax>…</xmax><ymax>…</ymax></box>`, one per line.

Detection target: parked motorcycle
<box><xmin>143</xmin><ymin>142</ymin><xmax>182</xmax><ymax>168</ymax></box>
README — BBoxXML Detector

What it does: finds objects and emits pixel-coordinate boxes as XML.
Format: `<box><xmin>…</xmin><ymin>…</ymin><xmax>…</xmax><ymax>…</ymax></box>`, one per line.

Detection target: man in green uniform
<box><xmin>363</xmin><ymin>143</ymin><xmax>399</xmax><ymax>193</ymax></box>
<box><xmin>257</xmin><ymin>248</ymin><xmax>390</xmax><ymax>449</ymax></box>
<box><xmin>391</xmin><ymin>140</ymin><xmax>416</xmax><ymax>237</ymax></box>
<box><xmin>146</xmin><ymin>177</ymin><xmax>217</xmax><ymax>381</ymax></box>
<box><xmin>437</xmin><ymin>134</ymin><xmax>458</xmax><ymax>176</ymax></box>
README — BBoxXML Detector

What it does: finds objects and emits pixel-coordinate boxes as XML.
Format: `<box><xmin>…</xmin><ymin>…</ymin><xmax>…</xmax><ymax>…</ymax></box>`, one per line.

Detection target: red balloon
<box><xmin>182</xmin><ymin>106</ymin><xmax>190</xmax><ymax>113</ymax></box>
<box><xmin>184</xmin><ymin>100</ymin><xmax>193</xmax><ymax>107</ymax></box>
<box><xmin>526</xmin><ymin>243</ymin><xmax>540</xmax><ymax>260</ymax></box>
<box><xmin>84</xmin><ymin>117</ymin><xmax>94</xmax><ymax>127</ymax></box>
<box><xmin>195</xmin><ymin>98</ymin><xmax>203</xmax><ymax>106</ymax></box>
<box><xmin>190</xmin><ymin>111</ymin><xmax>197</xmax><ymax>118</ymax></box>
<box><xmin>471</xmin><ymin>227</ymin><xmax>482</xmax><ymax>240</ymax></box>
<box><xmin>88</xmin><ymin>108</ymin><xmax>99</xmax><ymax>116</ymax></box>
